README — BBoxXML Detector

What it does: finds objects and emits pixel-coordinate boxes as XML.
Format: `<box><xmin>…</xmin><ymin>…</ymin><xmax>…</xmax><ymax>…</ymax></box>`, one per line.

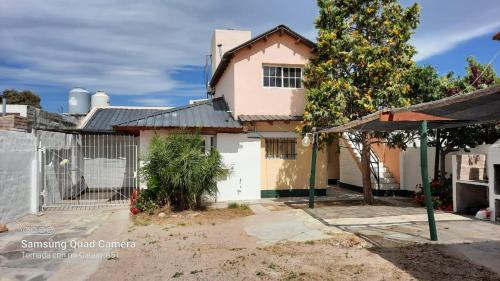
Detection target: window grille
<box><xmin>265</xmin><ymin>138</ymin><xmax>297</xmax><ymax>159</ymax></box>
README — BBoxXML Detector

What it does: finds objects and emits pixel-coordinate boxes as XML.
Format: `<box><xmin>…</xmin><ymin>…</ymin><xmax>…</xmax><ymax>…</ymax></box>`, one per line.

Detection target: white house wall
<box><xmin>216</xmin><ymin>133</ymin><xmax>261</xmax><ymax>201</ymax></box>
<box><xmin>0</xmin><ymin>131</ymin><xmax>36</xmax><ymax>222</ymax></box>
<box><xmin>339</xmin><ymin>145</ymin><xmax>363</xmax><ymax>187</ymax></box>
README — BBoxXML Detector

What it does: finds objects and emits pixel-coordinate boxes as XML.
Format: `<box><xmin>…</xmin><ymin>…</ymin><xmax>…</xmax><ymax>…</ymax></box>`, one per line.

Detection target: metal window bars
<box><xmin>41</xmin><ymin>133</ymin><xmax>138</xmax><ymax>209</ymax></box>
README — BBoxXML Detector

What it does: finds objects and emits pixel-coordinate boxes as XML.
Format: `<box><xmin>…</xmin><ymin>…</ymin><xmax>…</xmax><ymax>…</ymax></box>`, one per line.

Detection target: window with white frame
<box><xmin>263</xmin><ymin>66</ymin><xmax>302</xmax><ymax>88</ymax></box>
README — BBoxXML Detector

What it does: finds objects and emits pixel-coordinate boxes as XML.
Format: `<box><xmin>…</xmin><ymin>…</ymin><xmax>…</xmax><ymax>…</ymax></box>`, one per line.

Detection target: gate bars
<box><xmin>41</xmin><ymin>133</ymin><xmax>138</xmax><ymax>209</ymax></box>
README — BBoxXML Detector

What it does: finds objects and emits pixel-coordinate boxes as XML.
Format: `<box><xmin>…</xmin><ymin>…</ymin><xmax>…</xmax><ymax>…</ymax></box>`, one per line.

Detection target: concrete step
<box><xmin>372</xmin><ymin>183</ymin><xmax>400</xmax><ymax>190</ymax></box>
<box><xmin>371</xmin><ymin>177</ymin><xmax>397</xmax><ymax>184</ymax></box>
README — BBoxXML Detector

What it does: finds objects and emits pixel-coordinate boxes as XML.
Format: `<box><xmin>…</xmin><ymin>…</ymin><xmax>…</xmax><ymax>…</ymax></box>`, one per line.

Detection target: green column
<box><xmin>309</xmin><ymin>129</ymin><xmax>318</xmax><ymax>209</ymax></box>
<box><xmin>420</xmin><ymin>121</ymin><xmax>438</xmax><ymax>241</ymax></box>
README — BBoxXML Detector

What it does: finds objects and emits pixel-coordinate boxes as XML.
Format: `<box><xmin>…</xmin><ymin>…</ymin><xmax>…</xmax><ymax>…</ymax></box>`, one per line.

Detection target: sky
<box><xmin>0</xmin><ymin>0</ymin><xmax>499</xmax><ymax>112</ymax></box>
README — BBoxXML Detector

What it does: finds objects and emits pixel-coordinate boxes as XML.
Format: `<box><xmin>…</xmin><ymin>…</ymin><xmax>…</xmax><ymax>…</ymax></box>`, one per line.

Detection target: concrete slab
<box><xmin>243</xmin><ymin>208</ymin><xmax>340</xmax><ymax>245</ymax></box>
<box><xmin>0</xmin><ymin>207</ymin><xmax>129</xmax><ymax>281</ymax></box>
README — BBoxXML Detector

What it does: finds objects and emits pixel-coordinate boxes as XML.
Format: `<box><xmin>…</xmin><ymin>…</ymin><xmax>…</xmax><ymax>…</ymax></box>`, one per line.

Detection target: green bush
<box><xmin>138</xmin><ymin>131</ymin><xmax>227</xmax><ymax>211</ymax></box>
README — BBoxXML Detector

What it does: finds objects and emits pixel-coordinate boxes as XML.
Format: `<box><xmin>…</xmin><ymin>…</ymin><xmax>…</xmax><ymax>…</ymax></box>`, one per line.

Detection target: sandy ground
<box><xmin>89</xmin><ymin>205</ymin><xmax>500</xmax><ymax>281</ymax></box>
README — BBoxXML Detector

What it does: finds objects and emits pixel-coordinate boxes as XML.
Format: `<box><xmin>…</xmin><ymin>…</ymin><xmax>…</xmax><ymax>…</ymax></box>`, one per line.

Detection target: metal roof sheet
<box><xmin>321</xmin><ymin>85</ymin><xmax>500</xmax><ymax>133</ymax></box>
<box><xmin>114</xmin><ymin>97</ymin><xmax>242</xmax><ymax>130</ymax></box>
<box><xmin>239</xmin><ymin>115</ymin><xmax>303</xmax><ymax>122</ymax></box>
<box><xmin>82</xmin><ymin>108</ymin><xmax>164</xmax><ymax>132</ymax></box>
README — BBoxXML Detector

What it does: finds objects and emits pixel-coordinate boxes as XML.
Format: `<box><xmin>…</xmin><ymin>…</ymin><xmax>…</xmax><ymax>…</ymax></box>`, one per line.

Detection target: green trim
<box><xmin>338</xmin><ymin>182</ymin><xmax>415</xmax><ymax>197</ymax></box>
<box><xmin>261</xmin><ymin>189</ymin><xmax>326</xmax><ymax>198</ymax></box>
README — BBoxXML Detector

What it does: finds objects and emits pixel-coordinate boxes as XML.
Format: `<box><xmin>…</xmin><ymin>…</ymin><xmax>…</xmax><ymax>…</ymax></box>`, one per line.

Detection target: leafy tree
<box><xmin>2</xmin><ymin>89</ymin><xmax>42</xmax><ymax>108</ymax></box>
<box><xmin>138</xmin><ymin>131</ymin><xmax>227</xmax><ymax>211</ymax></box>
<box><xmin>429</xmin><ymin>57</ymin><xmax>500</xmax><ymax>184</ymax></box>
<box><xmin>302</xmin><ymin>0</ymin><xmax>420</xmax><ymax>204</ymax></box>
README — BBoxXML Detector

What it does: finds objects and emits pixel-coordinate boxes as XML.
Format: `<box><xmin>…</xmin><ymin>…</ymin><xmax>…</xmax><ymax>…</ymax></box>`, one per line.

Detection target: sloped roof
<box><xmin>321</xmin><ymin>84</ymin><xmax>500</xmax><ymax>133</ymax></box>
<box><xmin>113</xmin><ymin>97</ymin><xmax>242</xmax><ymax>130</ymax></box>
<box><xmin>209</xmin><ymin>25</ymin><xmax>315</xmax><ymax>89</ymax></box>
<box><xmin>81</xmin><ymin>108</ymin><xmax>165</xmax><ymax>132</ymax></box>
<box><xmin>239</xmin><ymin>115</ymin><xmax>302</xmax><ymax>122</ymax></box>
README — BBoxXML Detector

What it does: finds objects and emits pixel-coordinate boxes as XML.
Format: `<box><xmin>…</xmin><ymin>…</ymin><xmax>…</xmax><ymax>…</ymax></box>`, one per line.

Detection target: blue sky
<box><xmin>0</xmin><ymin>0</ymin><xmax>499</xmax><ymax>112</ymax></box>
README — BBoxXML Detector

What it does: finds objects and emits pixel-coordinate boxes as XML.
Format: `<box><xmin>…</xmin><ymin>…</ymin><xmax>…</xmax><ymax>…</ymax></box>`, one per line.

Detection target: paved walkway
<box><xmin>0</xmin><ymin>207</ymin><xmax>129</xmax><ymax>281</ymax></box>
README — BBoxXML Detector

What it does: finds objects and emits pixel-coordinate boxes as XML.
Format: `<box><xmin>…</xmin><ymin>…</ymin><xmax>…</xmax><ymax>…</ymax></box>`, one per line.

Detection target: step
<box><xmin>371</xmin><ymin>177</ymin><xmax>397</xmax><ymax>184</ymax></box>
<box><xmin>372</xmin><ymin>183</ymin><xmax>400</xmax><ymax>190</ymax></box>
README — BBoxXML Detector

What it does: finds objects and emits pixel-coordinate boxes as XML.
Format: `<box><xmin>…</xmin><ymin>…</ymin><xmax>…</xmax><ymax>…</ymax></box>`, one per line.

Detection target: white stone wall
<box><xmin>216</xmin><ymin>133</ymin><xmax>261</xmax><ymax>201</ymax></box>
<box><xmin>338</xmin><ymin>144</ymin><xmax>363</xmax><ymax>188</ymax></box>
<box><xmin>0</xmin><ymin>131</ymin><xmax>36</xmax><ymax>222</ymax></box>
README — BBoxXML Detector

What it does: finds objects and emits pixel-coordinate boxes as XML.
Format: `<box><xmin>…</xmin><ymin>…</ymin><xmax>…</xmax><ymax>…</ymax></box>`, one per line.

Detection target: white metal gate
<box><xmin>41</xmin><ymin>133</ymin><xmax>138</xmax><ymax>209</ymax></box>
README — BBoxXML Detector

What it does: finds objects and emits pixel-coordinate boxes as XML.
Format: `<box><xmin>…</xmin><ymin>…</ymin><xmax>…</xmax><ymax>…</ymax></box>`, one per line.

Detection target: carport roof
<box><xmin>113</xmin><ymin>97</ymin><xmax>243</xmax><ymax>131</ymax></box>
<box><xmin>321</xmin><ymin>84</ymin><xmax>500</xmax><ymax>133</ymax></box>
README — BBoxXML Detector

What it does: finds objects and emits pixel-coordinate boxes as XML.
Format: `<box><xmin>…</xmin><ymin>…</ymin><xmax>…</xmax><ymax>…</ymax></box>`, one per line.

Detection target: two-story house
<box><xmin>113</xmin><ymin>25</ymin><xmax>336</xmax><ymax>201</ymax></box>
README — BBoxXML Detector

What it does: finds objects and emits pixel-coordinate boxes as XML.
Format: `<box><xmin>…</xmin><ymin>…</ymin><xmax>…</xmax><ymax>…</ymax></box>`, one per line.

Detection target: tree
<box><xmin>429</xmin><ymin>57</ymin><xmax>500</xmax><ymax>184</ymax></box>
<box><xmin>2</xmin><ymin>89</ymin><xmax>42</xmax><ymax>108</ymax></box>
<box><xmin>137</xmin><ymin>131</ymin><xmax>227</xmax><ymax>211</ymax></box>
<box><xmin>302</xmin><ymin>0</ymin><xmax>420</xmax><ymax>204</ymax></box>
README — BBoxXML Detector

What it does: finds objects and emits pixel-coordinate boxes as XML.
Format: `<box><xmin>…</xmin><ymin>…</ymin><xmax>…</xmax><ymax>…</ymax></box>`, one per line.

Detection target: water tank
<box><xmin>68</xmin><ymin>87</ymin><xmax>91</xmax><ymax>113</ymax></box>
<box><xmin>91</xmin><ymin>90</ymin><xmax>110</xmax><ymax>109</ymax></box>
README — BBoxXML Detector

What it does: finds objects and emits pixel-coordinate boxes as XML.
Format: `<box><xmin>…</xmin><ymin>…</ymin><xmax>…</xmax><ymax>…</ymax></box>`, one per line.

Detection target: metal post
<box><xmin>309</xmin><ymin>128</ymin><xmax>318</xmax><ymax>209</ymax></box>
<box><xmin>420</xmin><ymin>121</ymin><xmax>438</xmax><ymax>241</ymax></box>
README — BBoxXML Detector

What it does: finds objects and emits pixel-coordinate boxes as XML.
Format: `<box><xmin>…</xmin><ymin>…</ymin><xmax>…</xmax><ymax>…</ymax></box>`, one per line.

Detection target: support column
<box><xmin>309</xmin><ymin>129</ymin><xmax>318</xmax><ymax>209</ymax></box>
<box><xmin>420</xmin><ymin>121</ymin><xmax>438</xmax><ymax>241</ymax></box>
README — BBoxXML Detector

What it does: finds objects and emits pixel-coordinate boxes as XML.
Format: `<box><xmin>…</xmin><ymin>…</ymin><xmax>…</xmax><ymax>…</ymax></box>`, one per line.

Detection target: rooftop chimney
<box><xmin>210</xmin><ymin>29</ymin><xmax>251</xmax><ymax>75</ymax></box>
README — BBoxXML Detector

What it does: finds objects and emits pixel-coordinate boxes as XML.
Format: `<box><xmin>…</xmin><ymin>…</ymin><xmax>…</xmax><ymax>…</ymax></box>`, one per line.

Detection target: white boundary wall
<box><xmin>338</xmin><ymin>141</ymin><xmax>363</xmax><ymax>188</ymax></box>
<box><xmin>0</xmin><ymin>131</ymin><xmax>37</xmax><ymax>222</ymax></box>
<box><xmin>216</xmin><ymin>133</ymin><xmax>261</xmax><ymax>201</ymax></box>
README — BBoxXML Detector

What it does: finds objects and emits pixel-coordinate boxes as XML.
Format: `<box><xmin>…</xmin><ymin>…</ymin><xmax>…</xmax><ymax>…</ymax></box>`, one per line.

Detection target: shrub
<box><xmin>138</xmin><ymin>131</ymin><xmax>227</xmax><ymax>211</ymax></box>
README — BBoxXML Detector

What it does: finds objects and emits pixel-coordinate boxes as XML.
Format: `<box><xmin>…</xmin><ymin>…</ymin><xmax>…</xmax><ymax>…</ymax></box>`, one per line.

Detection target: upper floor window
<box><xmin>263</xmin><ymin>66</ymin><xmax>302</xmax><ymax>89</ymax></box>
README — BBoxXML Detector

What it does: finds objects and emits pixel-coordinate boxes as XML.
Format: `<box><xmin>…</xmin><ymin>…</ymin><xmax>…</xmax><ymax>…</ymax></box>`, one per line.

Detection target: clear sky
<box><xmin>0</xmin><ymin>0</ymin><xmax>499</xmax><ymax>112</ymax></box>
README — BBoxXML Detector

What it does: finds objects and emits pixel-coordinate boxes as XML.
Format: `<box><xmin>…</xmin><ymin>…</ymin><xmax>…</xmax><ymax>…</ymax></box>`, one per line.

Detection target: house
<box><xmin>94</xmin><ymin>25</ymin><xmax>409</xmax><ymax>201</ymax></box>
<box><xmin>112</xmin><ymin>25</ymin><xmax>337</xmax><ymax>201</ymax></box>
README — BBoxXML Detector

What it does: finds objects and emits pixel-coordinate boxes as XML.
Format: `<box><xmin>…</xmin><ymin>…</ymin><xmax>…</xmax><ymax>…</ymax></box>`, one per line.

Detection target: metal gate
<box><xmin>41</xmin><ymin>133</ymin><xmax>138</xmax><ymax>209</ymax></box>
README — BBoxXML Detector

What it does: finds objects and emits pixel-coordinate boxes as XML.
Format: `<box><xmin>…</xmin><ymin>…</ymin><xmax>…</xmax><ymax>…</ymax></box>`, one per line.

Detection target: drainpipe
<box><xmin>2</xmin><ymin>95</ymin><xmax>6</xmax><ymax>116</ymax></box>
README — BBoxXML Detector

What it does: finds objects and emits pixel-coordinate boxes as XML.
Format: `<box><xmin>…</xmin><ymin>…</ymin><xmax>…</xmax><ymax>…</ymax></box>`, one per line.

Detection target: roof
<box><xmin>321</xmin><ymin>84</ymin><xmax>500</xmax><ymax>133</ymax></box>
<box><xmin>81</xmin><ymin>108</ymin><xmax>165</xmax><ymax>132</ymax></box>
<box><xmin>209</xmin><ymin>25</ymin><xmax>315</xmax><ymax>89</ymax></box>
<box><xmin>239</xmin><ymin>115</ymin><xmax>302</xmax><ymax>122</ymax></box>
<box><xmin>113</xmin><ymin>97</ymin><xmax>243</xmax><ymax>130</ymax></box>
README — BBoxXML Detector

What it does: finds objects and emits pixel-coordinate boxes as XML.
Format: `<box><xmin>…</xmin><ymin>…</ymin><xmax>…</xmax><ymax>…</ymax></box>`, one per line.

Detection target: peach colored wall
<box><xmin>371</xmin><ymin>143</ymin><xmax>401</xmax><ymax>183</ymax></box>
<box><xmin>253</xmin><ymin>122</ymin><xmax>327</xmax><ymax>190</ymax></box>
<box><xmin>327</xmin><ymin>139</ymin><xmax>340</xmax><ymax>180</ymax></box>
<box><xmin>215</xmin><ymin>61</ymin><xmax>236</xmax><ymax>114</ymax></box>
<box><xmin>214</xmin><ymin>32</ymin><xmax>312</xmax><ymax>118</ymax></box>
<box><xmin>211</xmin><ymin>29</ymin><xmax>251</xmax><ymax>75</ymax></box>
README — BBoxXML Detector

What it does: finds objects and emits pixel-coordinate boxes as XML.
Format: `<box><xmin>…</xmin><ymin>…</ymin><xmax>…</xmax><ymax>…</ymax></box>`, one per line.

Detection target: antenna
<box><xmin>204</xmin><ymin>54</ymin><xmax>212</xmax><ymax>96</ymax></box>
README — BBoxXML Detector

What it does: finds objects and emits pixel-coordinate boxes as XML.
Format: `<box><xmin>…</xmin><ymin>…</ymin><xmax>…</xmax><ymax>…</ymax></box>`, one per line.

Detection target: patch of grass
<box><xmin>132</xmin><ymin>216</ymin><xmax>152</xmax><ymax>226</ymax></box>
<box><xmin>228</xmin><ymin>202</ymin><xmax>250</xmax><ymax>210</ymax></box>
<box><xmin>304</xmin><ymin>240</ymin><xmax>315</xmax><ymax>245</ymax></box>
<box><xmin>256</xmin><ymin>270</ymin><xmax>266</xmax><ymax>276</ymax></box>
<box><xmin>267</xmin><ymin>262</ymin><xmax>278</xmax><ymax>270</ymax></box>
<box><xmin>172</xmin><ymin>272</ymin><xmax>183</xmax><ymax>278</ymax></box>
<box><xmin>190</xmin><ymin>269</ymin><xmax>203</xmax><ymax>274</ymax></box>
<box><xmin>227</xmin><ymin>202</ymin><xmax>239</xmax><ymax>209</ymax></box>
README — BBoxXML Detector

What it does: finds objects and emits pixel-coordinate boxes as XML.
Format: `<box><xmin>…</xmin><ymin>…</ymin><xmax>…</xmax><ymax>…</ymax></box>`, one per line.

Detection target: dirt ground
<box><xmin>89</xmin><ymin>204</ymin><xmax>500</xmax><ymax>281</ymax></box>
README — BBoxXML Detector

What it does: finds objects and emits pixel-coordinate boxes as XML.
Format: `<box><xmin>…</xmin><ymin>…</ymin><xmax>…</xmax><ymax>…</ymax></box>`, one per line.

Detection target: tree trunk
<box><xmin>360</xmin><ymin>132</ymin><xmax>374</xmax><ymax>204</ymax></box>
<box><xmin>433</xmin><ymin>130</ymin><xmax>441</xmax><ymax>181</ymax></box>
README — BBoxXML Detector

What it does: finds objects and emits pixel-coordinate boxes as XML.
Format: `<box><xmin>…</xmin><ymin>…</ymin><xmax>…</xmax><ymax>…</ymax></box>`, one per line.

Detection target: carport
<box><xmin>320</xmin><ymin>84</ymin><xmax>500</xmax><ymax>241</ymax></box>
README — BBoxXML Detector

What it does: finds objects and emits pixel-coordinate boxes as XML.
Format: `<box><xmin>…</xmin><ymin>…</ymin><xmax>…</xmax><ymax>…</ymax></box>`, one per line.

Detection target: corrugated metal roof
<box><xmin>114</xmin><ymin>97</ymin><xmax>242</xmax><ymax>130</ymax></box>
<box><xmin>239</xmin><ymin>115</ymin><xmax>303</xmax><ymax>122</ymax></box>
<box><xmin>82</xmin><ymin>108</ymin><xmax>164</xmax><ymax>132</ymax></box>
